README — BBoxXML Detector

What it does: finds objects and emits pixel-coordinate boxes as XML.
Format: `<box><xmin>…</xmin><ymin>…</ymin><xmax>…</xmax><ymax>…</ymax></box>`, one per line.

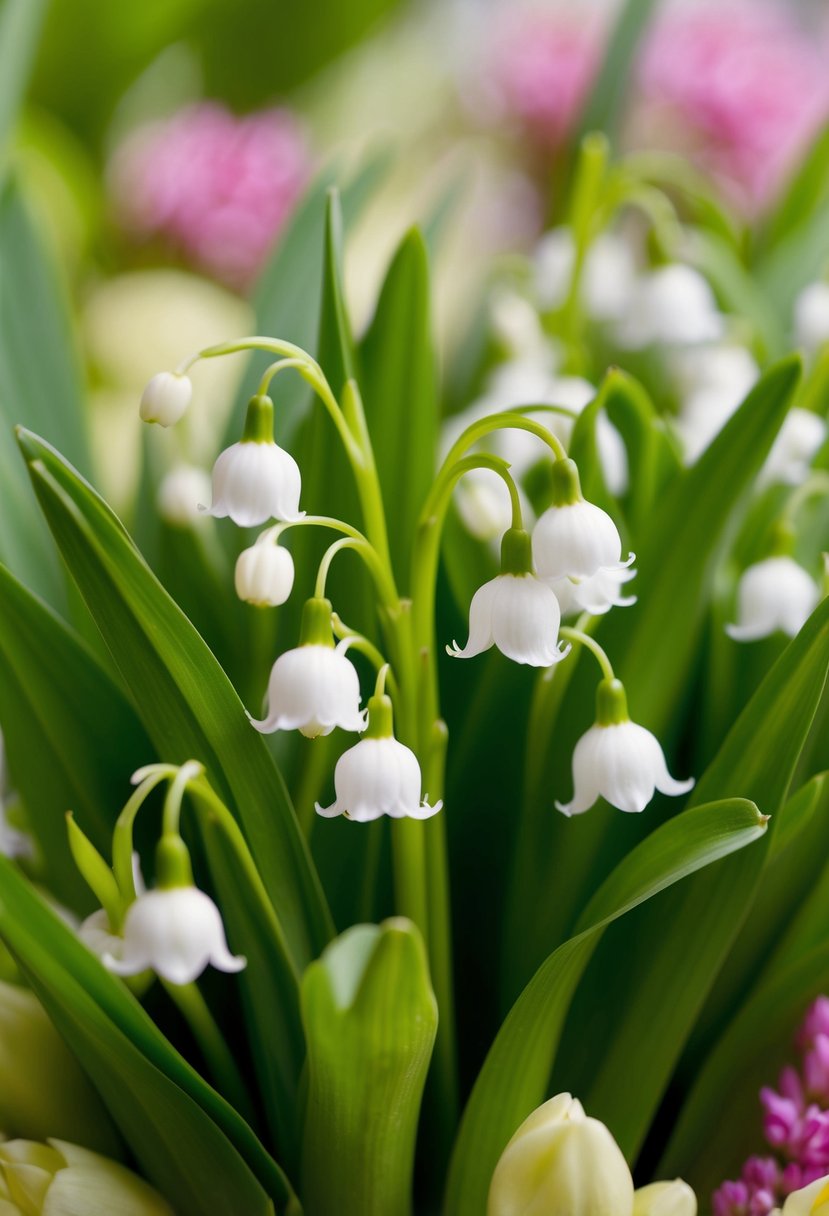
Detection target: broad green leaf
<box><xmin>301</xmin><ymin>920</ymin><xmax>437</xmax><ymax>1216</ymax></box>
<box><xmin>578</xmin><ymin>595</ymin><xmax>829</xmax><ymax>1160</ymax></box>
<box><xmin>359</xmin><ymin>228</ymin><xmax>438</xmax><ymax>588</ymax></box>
<box><xmin>444</xmin><ymin>798</ymin><xmax>766</xmax><ymax>1216</ymax></box>
<box><xmin>0</xmin><ymin>179</ymin><xmax>91</xmax><ymax>607</ymax></box>
<box><xmin>0</xmin><ymin>0</ymin><xmax>47</xmax><ymax>163</ymax></box>
<box><xmin>16</xmin><ymin>428</ymin><xmax>332</xmax><ymax>970</ymax></box>
<box><xmin>0</xmin><ymin>858</ymin><xmax>292</xmax><ymax>1215</ymax></box>
<box><xmin>756</xmin><ymin>201</ymin><xmax>829</xmax><ymax>327</ymax></box>
<box><xmin>760</xmin><ymin>124</ymin><xmax>829</xmax><ymax>255</ymax></box>
<box><xmin>660</xmin><ymin>942</ymin><xmax>829</xmax><ymax>1199</ymax></box>
<box><xmin>0</xmin><ymin>563</ymin><xmax>151</xmax><ymax>908</ymax></box>
<box><xmin>576</xmin><ymin>0</ymin><xmax>661</xmax><ymax>143</ymax></box>
<box><xmin>504</xmin><ymin>356</ymin><xmax>801</xmax><ymax>994</ymax></box>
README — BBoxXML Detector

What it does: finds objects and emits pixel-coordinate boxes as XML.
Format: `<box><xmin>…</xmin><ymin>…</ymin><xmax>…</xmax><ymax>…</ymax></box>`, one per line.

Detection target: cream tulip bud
<box><xmin>0</xmin><ymin>1138</ymin><xmax>173</xmax><ymax>1214</ymax></box>
<box><xmin>235</xmin><ymin>541</ymin><xmax>295</xmax><ymax>607</ymax></box>
<box><xmin>139</xmin><ymin>371</ymin><xmax>192</xmax><ymax>427</ymax></box>
<box><xmin>633</xmin><ymin>1180</ymin><xmax>697</xmax><ymax>1216</ymax></box>
<box><xmin>487</xmin><ymin>1092</ymin><xmax>635</xmax><ymax>1216</ymax></box>
<box><xmin>779</xmin><ymin>1174</ymin><xmax>829</xmax><ymax>1215</ymax></box>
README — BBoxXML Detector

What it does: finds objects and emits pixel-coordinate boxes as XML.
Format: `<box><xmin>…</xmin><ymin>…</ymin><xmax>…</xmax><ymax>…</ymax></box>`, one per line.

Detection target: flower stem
<box><xmin>559</xmin><ymin>625</ymin><xmax>615</xmax><ymax>681</ymax></box>
<box><xmin>162</xmin><ymin>979</ymin><xmax>254</xmax><ymax>1123</ymax></box>
<box><xmin>112</xmin><ymin>769</ymin><xmax>174</xmax><ymax>903</ymax></box>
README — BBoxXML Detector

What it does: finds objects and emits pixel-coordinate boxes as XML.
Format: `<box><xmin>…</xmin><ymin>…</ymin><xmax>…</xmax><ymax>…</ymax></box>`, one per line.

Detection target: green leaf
<box><xmin>301</xmin><ymin>919</ymin><xmax>437</xmax><ymax>1216</ymax></box>
<box><xmin>576</xmin><ymin>0</ymin><xmax>661</xmax><ymax>143</ymax></box>
<box><xmin>0</xmin><ymin>0</ymin><xmax>47</xmax><ymax>164</ymax></box>
<box><xmin>444</xmin><ymin>798</ymin><xmax>766</xmax><ymax>1216</ymax></box>
<box><xmin>689</xmin><ymin>227</ymin><xmax>784</xmax><ymax>359</ymax></box>
<box><xmin>359</xmin><ymin>228</ymin><xmax>438</xmax><ymax>588</ymax></box>
<box><xmin>16</xmin><ymin>428</ymin><xmax>332</xmax><ymax>970</ymax></box>
<box><xmin>0</xmin><ymin>858</ymin><xmax>293</xmax><ymax>1215</ymax></box>
<box><xmin>760</xmin><ymin>124</ymin><xmax>829</xmax><ymax>255</ymax></box>
<box><xmin>578</xmin><ymin>595</ymin><xmax>829</xmax><ymax>1161</ymax></box>
<box><xmin>0</xmin><ymin>563</ymin><xmax>152</xmax><ymax>909</ymax></box>
<box><xmin>756</xmin><ymin>201</ymin><xmax>829</xmax><ymax>327</ymax></box>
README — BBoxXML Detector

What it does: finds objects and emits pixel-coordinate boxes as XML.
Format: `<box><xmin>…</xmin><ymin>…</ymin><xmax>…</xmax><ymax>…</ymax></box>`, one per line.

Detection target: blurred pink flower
<box><xmin>639</xmin><ymin>1</ymin><xmax>829</xmax><ymax>212</ymax></box>
<box><xmin>110</xmin><ymin>102</ymin><xmax>311</xmax><ymax>290</ymax></box>
<box><xmin>484</xmin><ymin>10</ymin><xmax>606</xmax><ymax>148</ymax></box>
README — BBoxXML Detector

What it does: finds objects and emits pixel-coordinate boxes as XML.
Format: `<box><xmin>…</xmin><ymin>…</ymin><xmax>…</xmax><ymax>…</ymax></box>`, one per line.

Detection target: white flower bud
<box><xmin>761</xmin><ymin>408</ymin><xmax>827</xmax><ymax>486</ymax></box>
<box><xmin>557</xmin><ymin>680</ymin><xmax>694</xmax><ymax>817</ymax></box>
<box><xmin>727</xmin><ymin>556</ymin><xmax>819</xmax><ymax>641</ymax></box>
<box><xmin>615</xmin><ymin>265</ymin><xmax>723</xmax><ymax>349</ymax></box>
<box><xmin>235</xmin><ymin>542</ymin><xmax>295</xmax><ymax>606</ymax></box>
<box><xmin>779</xmin><ymin>1174</ymin><xmax>829</xmax><ymax>1214</ymax></box>
<box><xmin>156</xmin><ymin>464</ymin><xmax>212</xmax><ymax>526</ymax></box>
<box><xmin>794</xmin><ymin>281</ymin><xmax>829</xmax><ymax>352</ymax></box>
<box><xmin>103</xmin><ymin>886</ymin><xmax>245</xmax><ymax>986</ymax></box>
<box><xmin>634</xmin><ymin>1179</ymin><xmax>697</xmax><ymax>1216</ymax></box>
<box><xmin>487</xmin><ymin>1092</ymin><xmax>635</xmax><ymax>1216</ymax></box>
<box><xmin>0</xmin><ymin>1138</ymin><xmax>173</xmax><ymax>1214</ymax></box>
<box><xmin>139</xmin><ymin>371</ymin><xmax>192</xmax><ymax>427</ymax></box>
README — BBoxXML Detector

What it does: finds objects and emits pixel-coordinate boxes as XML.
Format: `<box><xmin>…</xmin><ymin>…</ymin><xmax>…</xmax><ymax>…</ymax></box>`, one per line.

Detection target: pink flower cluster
<box><xmin>639</xmin><ymin>1</ymin><xmax>829</xmax><ymax>213</ymax></box>
<box><xmin>713</xmin><ymin>997</ymin><xmax>829</xmax><ymax>1215</ymax></box>
<box><xmin>109</xmin><ymin>102</ymin><xmax>311</xmax><ymax>290</ymax></box>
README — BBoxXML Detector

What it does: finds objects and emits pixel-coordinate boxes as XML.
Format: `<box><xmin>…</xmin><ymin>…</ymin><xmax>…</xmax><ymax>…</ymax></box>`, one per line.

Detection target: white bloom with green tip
<box><xmin>316</xmin><ymin>694</ymin><xmax>441</xmax><ymax>822</ymax></box>
<box><xmin>532</xmin><ymin>459</ymin><xmax>628</xmax><ymax>580</ymax></box>
<box><xmin>727</xmin><ymin>556</ymin><xmax>819</xmax><ymax>642</ymax></box>
<box><xmin>0</xmin><ymin>1138</ymin><xmax>173</xmax><ymax>1215</ymax></box>
<box><xmin>205</xmin><ymin>394</ymin><xmax>302</xmax><ymax>526</ymax></box>
<box><xmin>235</xmin><ymin>540</ymin><xmax>295</xmax><ymax>606</ymax></box>
<box><xmin>557</xmin><ymin>680</ymin><xmax>694</xmax><ymax>817</ymax></box>
<box><xmin>139</xmin><ymin>371</ymin><xmax>192</xmax><ymax>427</ymax></box>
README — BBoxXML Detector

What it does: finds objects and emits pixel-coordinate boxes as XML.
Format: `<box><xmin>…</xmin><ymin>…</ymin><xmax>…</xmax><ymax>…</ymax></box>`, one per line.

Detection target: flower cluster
<box><xmin>714</xmin><ymin>998</ymin><xmax>829</xmax><ymax>1214</ymax></box>
<box><xmin>109</xmin><ymin>102</ymin><xmax>311</xmax><ymax>289</ymax></box>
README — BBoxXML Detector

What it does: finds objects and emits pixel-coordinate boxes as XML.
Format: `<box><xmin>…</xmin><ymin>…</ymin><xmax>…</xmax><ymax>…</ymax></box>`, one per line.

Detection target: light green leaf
<box><xmin>444</xmin><ymin>798</ymin><xmax>766</xmax><ymax>1216</ymax></box>
<box><xmin>301</xmin><ymin>919</ymin><xmax>437</xmax><ymax>1216</ymax></box>
<box><xmin>0</xmin><ymin>0</ymin><xmax>47</xmax><ymax>164</ymax></box>
<box><xmin>0</xmin><ymin>858</ymin><xmax>292</xmax><ymax>1216</ymax></box>
<box><xmin>576</xmin><ymin>0</ymin><xmax>661</xmax><ymax>143</ymax></box>
<box><xmin>0</xmin><ymin>563</ymin><xmax>151</xmax><ymax>909</ymax></box>
<box><xmin>16</xmin><ymin>428</ymin><xmax>332</xmax><ymax>970</ymax></box>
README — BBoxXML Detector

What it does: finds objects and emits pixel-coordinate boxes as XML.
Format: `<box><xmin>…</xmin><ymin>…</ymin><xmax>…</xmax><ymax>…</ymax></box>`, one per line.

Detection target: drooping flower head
<box><xmin>316</xmin><ymin>691</ymin><xmax>441</xmax><ymax>823</ymax></box>
<box><xmin>727</xmin><ymin>556</ymin><xmax>819</xmax><ymax>642</ymax></box>
<box><xmin>204</xmin><ymin>394</ymin><xmax>303</xmax><ymax>527</ymax></box>
<box><xmin>557</xmin><ymin>679</ymin><xmax>694</xmax><ymax>817</ymax></box>
<box><xmin>139</xmin><ymin>371</ymin><xmax>192</xmax><ymax>427</ymax></box>
<box><xmin>249</xmin><ymin>597</ymin><xmax>366</xmax><ymax>738</ymax></box>
<box><xmin>532</xmin><ymin>458</ymin><xmax>630</xmax><ymax>581</ymax></box>
<box><xmin>110</xmin><ymin>101</ymin><xmax>311</xmax><ymax>289</ymax></box>
<box><xmin>235</xmin><ymin>537</ymin><xmax>295</xmax><ymax>606</ymax></box>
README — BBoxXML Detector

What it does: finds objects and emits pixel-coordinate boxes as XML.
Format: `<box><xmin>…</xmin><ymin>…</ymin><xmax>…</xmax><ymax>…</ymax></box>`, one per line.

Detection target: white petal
<box><xmin>727</xmin><ymin>557</ymin><xmax>819</xmax><ymax>641</ymax></box>
<box><xmin>533</xmin><ymin>500</ymin><xmax>624</xmax><ymax>579</ymax></box>
<box><xmin>318</xmin><ymin>737</ymin><xmax>435</xmax><ymax>822</ymax></box>
<box><xmin>250</xmin><ymin>645</ymin><xmax>364</xmax><ymax>735</ymax></box>
<box><xmin>206</xmin><ymin>441</ymin><xmax>302</xmax><ymax>527</ymax></box>
<box><xmin>490</xmin><ymin>575</ymin><xmax>565</xmax><ymax>666</ymax></box>
<box><xmin>108</xmin><ymin>888</ymin><xmax>244</xmax><ymax>984</ymax></box>
<box><xmin>447</xmin><ymin>577</ymin><xmax>498</xmax><ymax>659</ymax></box>
<box><xmin>556</xmin><ymin>726</ymin><xmax>605</xmax><ymax>816</ymax></box>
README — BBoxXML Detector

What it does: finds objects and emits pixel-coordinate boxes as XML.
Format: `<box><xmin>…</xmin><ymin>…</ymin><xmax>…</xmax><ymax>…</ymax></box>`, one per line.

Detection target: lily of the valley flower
<box><xmin>156</xmin><ymin>464</ymin><xmax>213</xmax><ymax>526</ymax></box>
<box><xmin>235</xmin><ymin>538</ymin><xmax>295</xmax><ymax>606</ymax></box>
<box><xmin>761</xmin><ymin>408</ymin><xmax>827</xmax><ymax>487</ymax></box>
<box><xmin>727</xmin><ymin>556</ymin><xmax>820</xmax><ymax>642</ymax></box>
<box><xmin>795</xmin><ymin>281</ymin><xmax>829</xmax><ymax>353</ymax></box>
<box><xmin>103</xmin><ymin>836</ymin><xmax>244</xmax><ymax>985</ymax></box>
<box><xmin>448</xmin><ymin>528</ymin><xmax>569</xmax><ymax>666</ymax></box>
<box><xmin>204</xmin><ymin>394</ymin><xmax>302</xmax><ymax>526</ymax></box>
<box><xmin>250</xmin><ymin>597</ymin><xmax>365</xmax><ymax>736</ymax></box>
<box><xmin>549</xmin><ymin>563</ymin><xmax>637</xmax><ymax>616</ymax></box>
<box><xmin>534</xmin><ymin>226</ymin><xmax>638</xmax><ymax>323</ymax></box>
<box><xmin>316</xmin><ymin>692</ymin><xmax>441</xmax><ymax>822</ymax></box>
<box><xmin>139</xmin><ymin>370</ymin><xmax>192</xmax><ymax>426</ymax></box>
<box><xmin>615</xmin><ymin>264</ymin><xmax>723</xmax><ymax>349</ymax></box>
<box><xmin>532</xmin><ymin>458</ymin><xmax>629</xmax><ymax>579</ymax></box>
<box><xmin>557</xmin><ymin>679</ymin><xmax>694</xmax><ymax>817</ymax></box>
<box><xmin>0</xmin><ymin>1139</ymin><xmax>173</xmax><ymax>1215</ymax></box>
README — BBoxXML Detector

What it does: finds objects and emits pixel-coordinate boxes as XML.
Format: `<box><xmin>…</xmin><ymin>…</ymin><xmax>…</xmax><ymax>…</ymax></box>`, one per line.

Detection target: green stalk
<box><xmin>163</xmin><ymin>979</ymin><xmax>254</xmax><ymax>1123</ymax></box>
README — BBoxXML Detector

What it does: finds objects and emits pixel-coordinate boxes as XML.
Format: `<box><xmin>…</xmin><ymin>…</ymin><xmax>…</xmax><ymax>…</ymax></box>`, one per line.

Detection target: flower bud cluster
<box><xmin>714</xmin><ymin>998</ymin><xmax>829</xmax><ymax>1215</ymax></box>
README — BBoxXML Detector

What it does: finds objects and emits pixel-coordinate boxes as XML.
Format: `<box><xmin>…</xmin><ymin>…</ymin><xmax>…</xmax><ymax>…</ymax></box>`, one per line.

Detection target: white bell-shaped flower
<box><xmin>204</xmin><ymin>394</ymin><xmax>302</xmax><ymax>527</ymax></box>
<box><xmin>316</xmin><ymin>693</ymin><xmax>441</xmax><ymax>822</ymax></box>
<box><xmin>448</xmin><ymin>528</ymin><xmax>569</xmax><ymax>666</ymax></box>
<box><xmin>727</xmin><ymin>555</ymin><xmax>819</xmax><ymax>642</ymax></box>
<box><xmin>103</xmin><ymin>837</ymin><xmax>244</xmax><ymax>985</ymax></box>
<box><xmin>534</xmin><ymin>226</ymin><xmax>638</xmax><ymax>322</ymax></box>
<box><xmin>615</xmin><ymin>264</ymin><xmax>723</xmax><ymax>349</ymax></box>
<box><xmin>557</xmin><ymin>680</ymin><xmax>694</xmax><ymax>817</ymax></box>
<box><xmin>139</xmin><ymin>371</ymin><xmax>192</xmax><ymax>427</ymax></box>
<box><xmin>488</xmin><ymin>1092</ymin><xmax>635</xmax><ymax>1216</ymax></box>
<box><xmin>794</xmin><ymin>281</ymin><xmax>829</xmax><ymax>353</ymax></box>
<box><xmin>761</xmin><ymin>408</ymin><xmax>827</xmax><ymax>487</ymax></box>
<box><xmin>633</xmin><ymin>1180</ymin><xmax>697</xmax><ymax>1216</ymax></box>
<box><xmin>157</xmin><ymin>464</ymin><xmax>212</xmax><ymax>526</ymax></box>
<box><xmin>79</xmin><ymin>908</ymin><xmax>125</xmax><ymax>963</ymax></box>
<box><xmin>672</xmin><ymin>343</ymin><xmax>759</xmax><ymax>463</ymax></box>
<box><xmin>549</xmin><ymin>563</ymin><xmax>637</xmax><ymax>617</ymax></box>
<box><xmin>235</xmin><ymin>539</ymin><xmax>295</xmax><ymax>606</ymax></box>
<box><xmin>532</xmin><ymin>459</ymin><xmax>628</xmax><ymax>580</ymax></box>
<box><xmin>249</xmin><ymin>597</ymin><xmax>365</xmax><ymax>738</ymax></box>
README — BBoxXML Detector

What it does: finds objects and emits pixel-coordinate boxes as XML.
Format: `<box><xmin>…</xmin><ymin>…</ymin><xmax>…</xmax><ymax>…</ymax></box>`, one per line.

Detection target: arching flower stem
<box><xmin>558</xmin><ymin>627</ymin><xmax>616</xmax><ymax>682</ymax></box>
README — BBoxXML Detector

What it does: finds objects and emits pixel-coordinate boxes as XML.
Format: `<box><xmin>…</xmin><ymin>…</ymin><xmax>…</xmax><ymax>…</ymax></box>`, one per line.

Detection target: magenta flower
<box><xmin>109</xmin><ymin>102</ymin><xmax>311</xmax><ymax>289</ymax></box>
<box><xmin>639</xmin><ymin>1</ymin><xmax>829</xmax><ymax>212</ymax></box>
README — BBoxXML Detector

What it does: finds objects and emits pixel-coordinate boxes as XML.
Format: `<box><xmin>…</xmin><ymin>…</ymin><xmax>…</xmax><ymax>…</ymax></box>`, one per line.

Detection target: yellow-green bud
<box><xmin>0</xmin><ymin>981</ymin><xmax>116</xmax><ymax>1154</ymax></box>
<box><xmin>0</xmin><ymin>1139</ymin><xmax>172</xmax><ymax>1214</ymax></box>
<box><xmin>487</xmin><ymin>1093</ymin><xmax>635</xmax><ymax>1216</ymax></box>
<box><xmin>634</xmin><ymin>1179</ymin><xmax>697</xmax><ymax>1216</ymax></box>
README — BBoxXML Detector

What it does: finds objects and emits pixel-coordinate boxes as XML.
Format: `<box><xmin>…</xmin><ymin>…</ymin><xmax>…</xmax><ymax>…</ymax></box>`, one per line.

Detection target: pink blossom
<box><xmin>804</xmin><ymin>1037</ymin><xmax>829</xmax><ymax>1104</ymax></box>
<box><xmin>713</xmin><ymin>1179</ymin><xmax>750</xmax><ymax>1216</ymax></box>
<box><xmin>485</xmin><ymin>11</ymin><xmax>607</xmax><ymax>148</ymax></box>
<box><xmin>800</xmin><ymin>998</ymin><xmax>829</xmax><ymax>1050</ymax></box>
<box><xmin>109</xmin><ymin>102</ymin><xmax>311</xmax><ymax>290</ymax></box>
<box><xmin>639</xmin><ymin>1</ymin><xmax>829</xmax><ymax>212</ymax></box>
